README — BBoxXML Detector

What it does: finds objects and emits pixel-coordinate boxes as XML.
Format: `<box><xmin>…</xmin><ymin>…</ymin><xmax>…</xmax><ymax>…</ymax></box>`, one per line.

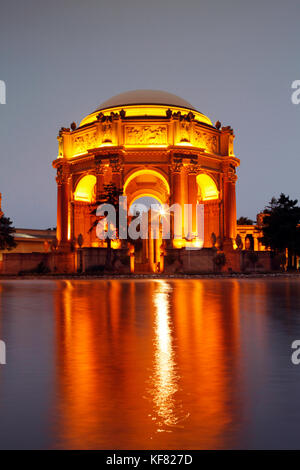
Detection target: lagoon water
<box><xmin>0</xmin><ymin>279</ymin><xmax>300</xmax><ymax>449</ymax></box>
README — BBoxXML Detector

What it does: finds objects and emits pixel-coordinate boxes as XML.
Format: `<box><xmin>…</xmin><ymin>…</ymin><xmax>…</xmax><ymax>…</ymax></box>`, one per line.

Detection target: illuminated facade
<box><xmin>53</xmin><ymin>90</ymin><xmax>240</xmax><ymax>272</ymax></box>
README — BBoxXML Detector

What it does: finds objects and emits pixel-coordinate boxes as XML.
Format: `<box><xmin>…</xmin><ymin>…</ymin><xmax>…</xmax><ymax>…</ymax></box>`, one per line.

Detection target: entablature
<box><xmin>55</xmin><ymin>114</ymin><xmax>236</xmax><ymax>161</ymax></box>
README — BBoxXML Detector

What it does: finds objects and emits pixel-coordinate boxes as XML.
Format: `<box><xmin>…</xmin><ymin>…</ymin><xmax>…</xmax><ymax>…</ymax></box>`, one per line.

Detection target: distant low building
<box><xmin>236</xmin><ymin>213</ymin><xmax>268</xmax><ymax>251</ymax></box>
<box><xmin>4</xmin><ymin>228</ymin><xmax>56</xmax><ymax>254</ymax></box>
<box><xmin>0</xmin><ymin>193</ymin><xmax>56</xmax><ymax>261</ymax></box>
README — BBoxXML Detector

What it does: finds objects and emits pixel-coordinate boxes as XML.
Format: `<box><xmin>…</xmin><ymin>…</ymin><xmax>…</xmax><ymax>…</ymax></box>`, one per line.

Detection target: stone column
<box><xmin>240</xmin><ymin>234</ymin><xmax>246</xmax><ymax>250</ymax></box>
<box><xmin>110</xmin><ymin>157</ymin><xmax>122</xmax><ymax>190</ymax></box>
<box><xmin>223</xmin><ymin>167</ymin><xmax>237</xmax><ymax>242</ymax></box>
<box><xmin>253</xmin><ymin>235</ymin><xmax>259</xmax><ymax>251</ymax></box>
<box><xmin>171</xmin><ymin>159</ymin><xmax>183</xmax><ymax>240</ymax></box>
<box><xmin>56</xmin><ymin>162</ymin><xmax>70</xmax><ymax>250</ymax></box>
<box><xmin>187</xmin><ymin>164</ymin><xmax>198</xmax><ymax>239</ymax></box>
<box><xmin>95</xmin><ymin>159</ymin><xmax>104</xmax><ymax>199</ymax></box>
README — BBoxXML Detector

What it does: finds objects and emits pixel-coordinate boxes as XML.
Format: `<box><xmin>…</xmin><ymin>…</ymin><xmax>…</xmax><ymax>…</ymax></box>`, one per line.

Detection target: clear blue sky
<box><xmin>0</xmin><ymin>0</ymin><xmax>299</xmax><ymax>228</ymax></box>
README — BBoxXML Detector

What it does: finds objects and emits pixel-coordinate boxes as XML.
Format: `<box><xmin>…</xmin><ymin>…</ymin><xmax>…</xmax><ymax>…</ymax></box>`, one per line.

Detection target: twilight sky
<box><xmin>0</xmin><ymin>0</ymin><xmax>299</xmax><ymax>228</ymax></box>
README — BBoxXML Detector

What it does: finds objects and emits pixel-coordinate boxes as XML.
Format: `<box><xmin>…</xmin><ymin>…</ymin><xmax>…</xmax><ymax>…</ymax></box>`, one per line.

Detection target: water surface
<box><xmin>0</xmin><ymin>279</ymin><xmax>300</xmax><ymax>449</ymax></box>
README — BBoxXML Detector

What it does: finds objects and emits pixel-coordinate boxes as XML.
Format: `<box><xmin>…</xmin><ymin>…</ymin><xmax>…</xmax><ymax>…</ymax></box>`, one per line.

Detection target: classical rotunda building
<box><xmin>53</xmin><ymin>90</ymin><xmax>240</xmax><ymax>272</ymax></box>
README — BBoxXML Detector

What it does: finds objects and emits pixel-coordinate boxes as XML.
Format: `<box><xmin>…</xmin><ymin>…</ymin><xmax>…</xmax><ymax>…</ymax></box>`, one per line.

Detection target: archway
<box><xmin>196</xmin><ymin>174</ymin><xmax>219</xmax><ymax>247</ymax></box>
<box><xmin>128</xmin><ymin>195</ymin><xmax>163</xmax><ymax>271</ymax></box>
<box><xmin>196</xmin><ymin>174</ymin><xmax>219</xmax><ymax>201</ymax></box>
<box><xmin>74</xmin><ymin>174</ymin><xmax>96</xmax><ymax>202</ymax></box>
<box><xmin>124</xmin><ymin>169</ymin><xmax>170</xmax><ymax>207</ymax></box>
<box><xmin>245</xmin><ymin>234</ymin><xmax>254</xmax><ymax>250</ymax></box>
<box><xmin>124</xmin><ymin>170</ymin><xmax>168</xmax><ymax>273</ymax></box>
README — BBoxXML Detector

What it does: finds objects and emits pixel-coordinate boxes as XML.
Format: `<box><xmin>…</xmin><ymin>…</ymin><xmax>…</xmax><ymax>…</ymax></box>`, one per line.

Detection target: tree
<box><xmin>0</xmin><ymin>215</ymin><xmax>17</xmax><ymax>250</ymax></box>
<box><xmin>261</xmin><ymin>193</ymin><xmax>300</xmax><ymax>270</ymax></box>
<box><xmin>89</xmin><ymin>183</ymin><xmax>123</xmax><ymax>269</ymax></box>
<box><xmin>237</xmin><ymin>216</ymin><xmax>253</xmax><ymax>225</ymax></box>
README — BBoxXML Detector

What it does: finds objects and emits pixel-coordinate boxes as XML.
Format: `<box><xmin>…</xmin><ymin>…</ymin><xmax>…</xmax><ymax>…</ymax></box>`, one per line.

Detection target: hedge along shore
<box><xmin>0</xmin><ymin>272</ymin><xmax>300</xmax><ymax>280</ymax></box>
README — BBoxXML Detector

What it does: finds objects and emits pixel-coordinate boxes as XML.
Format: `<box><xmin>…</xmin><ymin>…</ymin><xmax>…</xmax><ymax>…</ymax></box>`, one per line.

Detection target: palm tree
<box><xmin>89</xmin><ymin>183</ymin><xmax>123</xmax><ymax>270</ymax></box>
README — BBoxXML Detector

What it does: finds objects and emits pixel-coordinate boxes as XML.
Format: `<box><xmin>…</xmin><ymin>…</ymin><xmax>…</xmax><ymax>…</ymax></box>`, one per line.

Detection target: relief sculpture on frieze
<box><xmin>179</xmin><ymin>121</ymin><xmax>191</xmax><ymax>142</ymax></box>
<box><xmin>125</xmin><ymin>126</ymin><xmax>167</xmax><ymax>145</ymax></box>
<box><xmin>193</xmin><ymin>129</ymin><xmax>218</xmax><ymax>153</ymax></box>
<box><xmin>101</xmin><ymin>122</ymin><xmax>113</xmax><ymax>143</ymax></box>
<box><xmin>73</xmin><ymin>131</ymin><xmax>97</xmax><ymax>154</ymax></box>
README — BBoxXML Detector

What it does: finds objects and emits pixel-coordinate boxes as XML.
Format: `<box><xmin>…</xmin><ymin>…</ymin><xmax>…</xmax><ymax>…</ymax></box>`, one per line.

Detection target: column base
<box><xmin>58</xmin><ymin>241</ymin><xmax>71</xmax><ymax>253</ymax></box>
<box><xmin>222</xmin><ymin>238</ymin><xmax>235</xmax><ymax>252</ymax></box>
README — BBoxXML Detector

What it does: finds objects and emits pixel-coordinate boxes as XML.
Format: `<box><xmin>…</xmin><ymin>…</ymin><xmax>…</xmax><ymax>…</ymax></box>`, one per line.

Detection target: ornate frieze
<box><xmin>96</xmin><ymin>114</ymin><xmax>114</xmax><ymax>144</ymax></box>
<box><xmin>73</xmin><ymin>131</ymin><xmax>98</xmax><ymax>154</ymax></box>
<box><xmin>101</xmin><ymin>122</ymin><xmax>113</xmax><ymax>144</ymax></box>
<box><xmin>178</xmin><ymin>120</ymin><xmax>191</xmax><ymax>143</ymax></box>
<box><xmin>125</xmin><ymin>125</ymin><xmax>167</xmax><ymax>145</ymax></box>
<box><xmin>72</xmin><ymin>117</ymin><xmax>116</xmax><ymax>154</ymax></box>
<box><xmin>193</xmin><ymin>129</ymin><xmax>218</xmax><ymax>153</ymax></box>
<box><xmin>69</xmin><ymin>119</ymin><xmax>220</xmax><ymax>156</ymax></box>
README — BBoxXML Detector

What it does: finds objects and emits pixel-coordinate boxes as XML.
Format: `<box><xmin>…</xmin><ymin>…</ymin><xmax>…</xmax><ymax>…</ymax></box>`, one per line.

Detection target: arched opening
<box><xmin>124</xmin><ymin>169</ymin><xmax>170</xmax><ymax>207</ymax></box>
<box><xmin>74</xmin><ymin>175</ymin><xmax>96</xmax><ymax>202</ymax></box>
<box><xmin>196</xmin><ymin>174</ymin><xmax>219</xmax><ymax>247</ymax></box>
<box><xmin>127</xmin><ymin>193</ymin><xmax>165</xmax><ymax>274</ymax></box>
<box><xmin>197</xmin><ymin>174</ymin><xmax>219</xmax><ymax>201</ymax></box>
<box><xmin>245</xmin><ymin>234</ymin><xmax>254</xmax><ymax>250</ymax></box>
<box><xmin>124</xmin><ymin>170</ymin><xmax>169</xmax><ymax>273</ymax></box>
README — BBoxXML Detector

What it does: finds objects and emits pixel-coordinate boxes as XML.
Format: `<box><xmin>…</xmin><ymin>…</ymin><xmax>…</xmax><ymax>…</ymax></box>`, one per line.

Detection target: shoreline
<box><xmin>0</xmin><ymin>272</ymin><xmax>300</xmax><ymax>281</ymax></box>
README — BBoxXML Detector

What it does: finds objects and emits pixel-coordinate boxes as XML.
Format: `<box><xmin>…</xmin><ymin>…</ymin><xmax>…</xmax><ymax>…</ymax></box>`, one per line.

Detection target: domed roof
<box><xmin>79</xmin><ymin>89</ymin><xmax>212</xmax><ymax>127</ymax></box>
<box><xmin>94</xmin><ymin>90</ymin><xmax>196</xmax><ymax>112</ymax></box>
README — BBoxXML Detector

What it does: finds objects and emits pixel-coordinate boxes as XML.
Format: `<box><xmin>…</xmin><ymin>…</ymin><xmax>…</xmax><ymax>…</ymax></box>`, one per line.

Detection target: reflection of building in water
<box><xmin>167</xmin><ymin>279</ymin><xmax>242</xmax><ymax>448</ymax></box>
<box><xmin>54</xmin><ymin>279</ymin><xmax>243</xmax><ymax>449</ymax></box>
<box><xmin>149</xmin><ymin>281</ymin><xmax>180</xmax><ymax>428</ymax></box>
<box><xmin>54</xmin><ymin>280</ymin><xmax>158</xmax><ymax>449</ymax></box>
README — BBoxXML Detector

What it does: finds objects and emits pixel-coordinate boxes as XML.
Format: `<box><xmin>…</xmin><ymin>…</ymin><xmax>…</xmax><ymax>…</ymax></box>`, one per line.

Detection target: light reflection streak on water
<box><xmin>150</xmin><ymin>280</ymin><xmax>181</xmax><ymax>430</ymax></box>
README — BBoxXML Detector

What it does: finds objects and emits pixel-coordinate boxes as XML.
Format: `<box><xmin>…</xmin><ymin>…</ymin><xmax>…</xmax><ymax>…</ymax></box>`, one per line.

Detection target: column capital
<box><xmin>222</xmin><ymin>162</ymin><xmax>237</xmax><ymax>184</ymax></box>
<box><xmin>170</xmin><ymin>158</ymin><xmax>183</xmax><ymax>174</ymax></box>
<box><xmin>94</xmin><ymin>158</ymin><xmax>105</xmax><ymax>175</ymax></box>
<box><xmin>224</xmin><ymin>172</ymin><xmax>237</xmax><ymax>184</ymax></box>
<box><xmin>56</xmin><ymin>162</ymin><xmax>70</xmax><ymax>185</ymax></box>
<box><xmin>110</xmin><ymin>156</ymin><xmax>123</xmax><ymax>174</ymax></box>
<box><xmin>187</xmin><ymin>163</ymin><xmax>201</xmax><ymax>175</ymax></box>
